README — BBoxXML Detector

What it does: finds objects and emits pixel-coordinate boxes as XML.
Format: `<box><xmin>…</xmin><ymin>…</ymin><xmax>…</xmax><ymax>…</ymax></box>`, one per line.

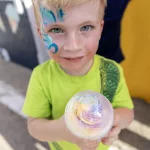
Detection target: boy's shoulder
<box><xmin>98</xmin><ymin>55</ymin><xmax>119</xmax><ymax>64</ymax></box>
<box><xmin>98</xmin><ymin>55</ymin><xmax>124</xmax><ymax>101</ymax></box>
<box><xmin>97</xmin><ymin>55</ymin><xmax>122</xmax><ymax>71</ymax></box>
<box><xmin>98</xmin><ymin>55</ymin><xmax>122</xmax><ymax>82</ymax></box>
<box><xmin>31</xmin><ymin>59</ymin><xmax>57</xmax><ymax>82</ymax></box>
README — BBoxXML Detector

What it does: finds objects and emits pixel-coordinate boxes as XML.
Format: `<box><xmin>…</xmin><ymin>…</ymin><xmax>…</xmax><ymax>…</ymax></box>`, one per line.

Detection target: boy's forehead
<box><xmin>40</xmin><ymin>0</ymin><xmax>101</xmax><ymax>23</ymax></box>
<box><xmin>40</xmin><ymin>0</ymin><xmax>100</xmax><ymax>10</ymax></box>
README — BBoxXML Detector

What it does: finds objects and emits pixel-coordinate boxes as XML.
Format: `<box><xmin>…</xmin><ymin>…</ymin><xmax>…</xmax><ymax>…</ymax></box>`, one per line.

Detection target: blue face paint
<box><xmin>40</xmin><ymin>6</ymin><xmax>63</xmax><ymax>54</ymax></box>
<box><xmin>41</xmin><ymin>27</ymin><xmax>58</xmax><ymax>54</ymax></box>
<box><xmin>48</xmin><ymin>43</ymin><xmax>58</xmax><ymax>54</ymax></box>
<box><xmin>57</xmin><ymin>9</ymin><xmax>65</xmax><ymax>21</ymax></box>
<box><xmin>40</xmin><ymin>6</ymin><xmax>56</xmax><ymax>26</ymax></box>
<box><xmin>41</xmin><ymin>27</ymin><xmax>52</xmax><ymax>49</ymax></box>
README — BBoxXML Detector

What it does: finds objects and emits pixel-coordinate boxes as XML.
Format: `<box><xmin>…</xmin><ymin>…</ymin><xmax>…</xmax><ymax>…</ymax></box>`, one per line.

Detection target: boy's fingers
<box><xmin>108</xmin><ymin>125</ymin><xmax>121</xmax><ymax>137</ymax></box>
<box><xmin>83</xmin><ymin>141</ymin><xmax>98</xmax><ymax>148</ymax></box>
<box><xmin>77</xmin><ymin>140</ymin><xmax>99</xmax><ymax>149</ymax></box>
<box><xmin>102</xmin><ymin>135</ymin><xmax>118</xmax><ymax>145</ymax></box>
<box><xmin>80</xmin><ymin>146</ymin><xmax>98</xmax><ymax>150</ymax></box>
<box><xmin>81</xmin><ymin>147</ymin><xmax>98</xmax><ymax>150</ymax></box>
<box><xmin>82</xmin><ymin>148</ymin><xmax>97</xmax><ymax>150</ymax></box>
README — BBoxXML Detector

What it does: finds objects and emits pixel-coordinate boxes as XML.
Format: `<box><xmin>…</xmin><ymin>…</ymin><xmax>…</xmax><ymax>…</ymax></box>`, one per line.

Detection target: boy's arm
<box><xmin>101</xmin><ymin>108</ymin><xmax>134</xmax><ymax>145</ymax></box>
<box><xmin>27</xmin><ymin>117</ymin><xmax>63</xmax><ymax>142</ymax></box>
<box><xmin>27</xmin><ymin>117</ymin><xmax>100</xmax><ymax>150</ymax></box>
<box><xmin>114</xmin><ymin>108</ymin><xmax>134</xmax><ymax>129</ymax></box>
<box><xmin>27</xmin><ymin>109</ymin><xmax>134</xmax><ymax>143</ymax></box>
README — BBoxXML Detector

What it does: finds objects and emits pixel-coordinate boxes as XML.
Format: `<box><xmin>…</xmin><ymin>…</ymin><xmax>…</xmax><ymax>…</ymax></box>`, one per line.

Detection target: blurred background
<box><xmin>0</xmin><ymin>0</ymin><xmax>150</xmax><ymax>150</ymax></box>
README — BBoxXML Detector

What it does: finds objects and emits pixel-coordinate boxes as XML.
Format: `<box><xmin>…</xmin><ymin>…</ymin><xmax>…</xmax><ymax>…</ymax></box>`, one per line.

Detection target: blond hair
<box><xmin>32</xmin><ymin>0</ymin><xmax>107</xmax><ymax>27</ymax></box>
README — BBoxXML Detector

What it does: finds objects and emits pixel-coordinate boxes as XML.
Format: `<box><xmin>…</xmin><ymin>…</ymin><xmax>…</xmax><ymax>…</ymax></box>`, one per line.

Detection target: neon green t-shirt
<box><xmin>22</xmin><ymin>55</ymin><xmax>134</xmax><ymax>150</ymax></box>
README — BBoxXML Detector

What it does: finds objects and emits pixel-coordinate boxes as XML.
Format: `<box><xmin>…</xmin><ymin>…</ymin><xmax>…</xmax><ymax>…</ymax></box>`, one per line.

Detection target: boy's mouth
<box><xmin>62</xmin><ymin>56</ymin><xmax>84</xmax><ymax>61</ymax></box>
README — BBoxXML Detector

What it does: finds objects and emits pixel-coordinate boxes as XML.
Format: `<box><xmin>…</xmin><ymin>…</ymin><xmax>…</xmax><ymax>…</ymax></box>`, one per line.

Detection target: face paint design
<box><xmin>57</xmin><ymin>9</ymin><xmax>65</xmax><ymax>21</ymax></box>
<box><xmin>40</xmin><ymin>6</ymin><xmax>65</xmax><ymax>54</ymax></box>
<box><xmin>41</xmin><ymin>27</ymin><xmax>58</xmax><ymax>54</ymax></box>
<box><xmin>40</xmin><ymin>6</ymin><xmax>56</xmax><ymax>26</ymax></box>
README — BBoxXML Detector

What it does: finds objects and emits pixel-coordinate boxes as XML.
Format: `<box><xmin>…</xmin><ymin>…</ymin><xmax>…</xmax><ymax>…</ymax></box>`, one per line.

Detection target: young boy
<box><xmin>22</xmin><ymin>0</ymin><xmax>134</xmax><ymax>150</ymax></box>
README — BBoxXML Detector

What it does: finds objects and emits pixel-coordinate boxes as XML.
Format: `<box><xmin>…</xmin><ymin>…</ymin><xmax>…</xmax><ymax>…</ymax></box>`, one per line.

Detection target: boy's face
<box><xmin>39</xmin><ymin>0</ymin><xmax>104</xmax><ymax>74</ymax></box>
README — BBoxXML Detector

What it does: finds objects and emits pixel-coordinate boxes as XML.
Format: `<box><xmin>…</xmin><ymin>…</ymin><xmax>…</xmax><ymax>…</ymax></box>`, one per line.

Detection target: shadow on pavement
<box><xmin>119</xmin><ymin>99</ymin><xmax>150</xmax><ymax>150</ymax></box>
<box><xmin>0</xmin><ymin>103</ymin><xmax>49</xmax><ymax>150</ymax></box>
<box><xmin>133</xmin><ymin>99</ymin><xmax>150</xmax><ymax>126</ymax></box>
<box><xmin>120</xmin><ymin>129</ymin><xmax>150</xmax><ymax>150</ymax></box>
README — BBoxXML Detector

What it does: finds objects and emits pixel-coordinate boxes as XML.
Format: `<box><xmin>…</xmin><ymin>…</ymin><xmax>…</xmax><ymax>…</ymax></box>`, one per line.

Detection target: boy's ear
<box><xmin>37</xmin><ymin>27</ymin><xmax>42</xmax><ymax>39</ymax></box>
<box><xmin>99</xmin><ymin>20</ymin><xmax>104</xmax><ymax>40</ymax></box>
<box><xmin>100</xmin><ymin>20</ymin><xmax>104</xmax><ymax>32</ymax></box>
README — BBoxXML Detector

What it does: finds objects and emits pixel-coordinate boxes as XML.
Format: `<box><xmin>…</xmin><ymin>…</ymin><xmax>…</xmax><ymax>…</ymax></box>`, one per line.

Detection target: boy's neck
<box><xmin>60</xmin><ymin>58</ymin><xmax>94</xmax><ymax>76</ymax></box>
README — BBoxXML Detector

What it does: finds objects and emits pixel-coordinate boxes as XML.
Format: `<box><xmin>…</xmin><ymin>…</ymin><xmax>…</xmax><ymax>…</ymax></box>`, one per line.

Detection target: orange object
<box><xmin>121</xmin><ymin>0</ymin><xmax>150</xmax><ymax>103</ymax></box>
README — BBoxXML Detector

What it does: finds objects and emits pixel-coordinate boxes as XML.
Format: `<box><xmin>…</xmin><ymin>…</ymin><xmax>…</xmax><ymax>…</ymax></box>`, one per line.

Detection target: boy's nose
<box><xmin>64</xmin><ymin>33</ymin><xmax>81</xmax><ymax>52</ymax></box>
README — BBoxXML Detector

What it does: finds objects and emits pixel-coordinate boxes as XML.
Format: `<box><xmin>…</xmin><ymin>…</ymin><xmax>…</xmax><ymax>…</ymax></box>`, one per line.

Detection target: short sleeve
<box><xmin>22</xmin><ymin>67</ymin><xmax>52</xmax><ymax>118</ymax></box>
<box><xmin>112</xmin><ymin>65</ymin><xmax>134</xmax><ymax>109</ymax></box>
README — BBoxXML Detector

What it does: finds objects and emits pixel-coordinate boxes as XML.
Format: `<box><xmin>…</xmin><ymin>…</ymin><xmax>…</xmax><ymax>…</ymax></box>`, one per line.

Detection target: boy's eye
<box><xmin>49</xmin><ymin>28</ymin><xmax>64</xmax><ymax>33</ymax></box>
<box><xmin>80</xmin><ymin>25</ymin><xmax>94</xmax><ymax>31</ymax></box>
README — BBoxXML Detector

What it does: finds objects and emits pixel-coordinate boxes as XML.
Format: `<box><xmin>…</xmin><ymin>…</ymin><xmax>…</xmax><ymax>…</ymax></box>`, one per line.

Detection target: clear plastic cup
<box><xmin>65</xmin><ymin>90</ymin><xmax>114</xmax><ymax>140</ymax></box>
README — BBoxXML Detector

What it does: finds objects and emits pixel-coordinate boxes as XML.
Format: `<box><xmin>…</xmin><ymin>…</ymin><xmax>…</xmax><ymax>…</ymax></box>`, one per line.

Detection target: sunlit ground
<box><xmin>0</xmin><ymin>134</ymin><xmax>49</xmax><ymax>150</ymax></box>
<box><xmin>0</xmin><ymin>134</ymin><xmax>14</xmax><ymax>150</ymax></box>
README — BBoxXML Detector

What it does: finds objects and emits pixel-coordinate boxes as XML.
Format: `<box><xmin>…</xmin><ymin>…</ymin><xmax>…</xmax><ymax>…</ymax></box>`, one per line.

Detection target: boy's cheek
<box><xmin>48</xmin><ymin>51</ymin><xmax>55</xmax><ymax>60</ymax></box>
<box><xmin>49</xmin><ymin>46</ymin><xmax>57</xmax><ymax>54</ymax></box>
<box><xmin>48</xmin><ymin>50</ymin><xmax>55</xmax><ymax>58</ymax></box>
<box><xmin>85</xmin><ymin>40</ymin><xmax>99</xmax><ymax>54</ymax></box>
<box><xmin>48</xmin><ymin>51</ymin><xmax>59</xmax><ymax>61</ymax></box>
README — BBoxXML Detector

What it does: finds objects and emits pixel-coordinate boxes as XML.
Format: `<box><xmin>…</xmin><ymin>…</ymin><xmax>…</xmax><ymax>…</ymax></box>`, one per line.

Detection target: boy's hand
<box><xmin>58</xmin><ymin>116</ymin><xmax>99</xmax><ymax>150</ymax></box>
<box><xmin>101</xmin><ymin>111</ymin><xmax>121</xmax><ymax>145</ymax></box>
